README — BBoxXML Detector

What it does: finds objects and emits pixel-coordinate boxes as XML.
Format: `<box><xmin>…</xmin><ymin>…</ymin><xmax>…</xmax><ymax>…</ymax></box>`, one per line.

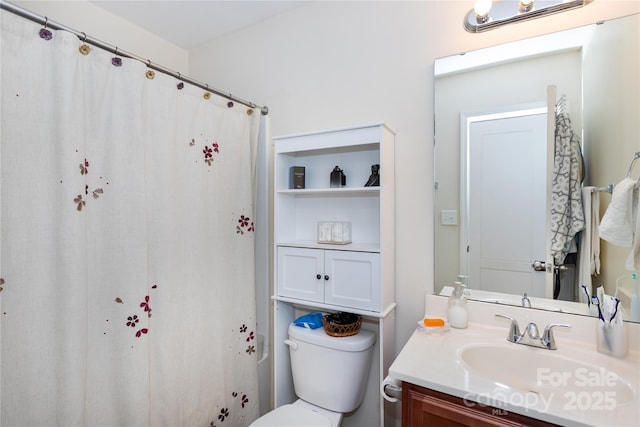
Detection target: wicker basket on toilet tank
<box><xmin>322</xmin><ymin>312</ymin><xmax>362</xmax><ymax>337</ymax></box>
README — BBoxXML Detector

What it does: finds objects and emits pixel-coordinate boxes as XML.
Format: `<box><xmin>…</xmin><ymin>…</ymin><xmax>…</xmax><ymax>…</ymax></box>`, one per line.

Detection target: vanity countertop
<box><xmin>388</xmin><ymin>295</ymin><xmax>640</xmax><ymax>427</ymax></box>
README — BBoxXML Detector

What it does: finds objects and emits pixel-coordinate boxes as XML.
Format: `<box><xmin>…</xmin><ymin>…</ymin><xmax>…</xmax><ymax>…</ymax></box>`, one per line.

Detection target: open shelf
<box><xmin>277</xmin><ymin>241</ymin><xmax>380</xmax><ymax>253</ymax></box>
<box><xmin>277</xmin><ymin>187</ymin><xmax>380</xmax><ymax>196</ymax></box>
<box><xmin>271</xmin><ymin>295</ymin><xmax>396</xmax><ymax>319</ymax></box>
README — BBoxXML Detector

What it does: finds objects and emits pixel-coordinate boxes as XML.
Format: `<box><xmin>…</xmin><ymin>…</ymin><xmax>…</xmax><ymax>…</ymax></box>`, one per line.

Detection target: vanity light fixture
<box><xmin>464</xmin><ymin>0</ymin><xmax>587</xmax><ymax>33</ymax></box>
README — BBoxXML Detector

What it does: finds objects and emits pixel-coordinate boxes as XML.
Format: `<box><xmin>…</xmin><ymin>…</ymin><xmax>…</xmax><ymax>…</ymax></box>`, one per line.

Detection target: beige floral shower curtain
<box><xmin>1</xmin><ymin>12</ymin><xmax>260</xmax><ymax>427</ymax></box>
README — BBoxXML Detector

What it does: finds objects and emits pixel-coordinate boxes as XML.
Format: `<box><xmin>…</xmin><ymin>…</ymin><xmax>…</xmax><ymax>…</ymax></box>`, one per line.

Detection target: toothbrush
<box><xmin>596</xmin><ymin>286</ymin><xmax>605</xmax><ymax>307</ymax></box>
<box><xmin>610</xmin><ymin>298</ymin><xmax>620</xmax><ymax>324</ymax></box>
<box><xmin>599</xmin><ymin>295</ymin><xmax>620</xmax><ymax>324</ymax></box>
<box><xmin>581</xmin><ymin>285</ymin><xmax>591</xmax><ymax>307</ymax></box>
<box><xmin>592</xmin><ymin>296</ymin><xmax>604</xmax><ymax>321</ymax></box>
<box><xmin>582</xmin><ymin>285</ymin><xmax>598</xmax><ymax>316</ymax></box>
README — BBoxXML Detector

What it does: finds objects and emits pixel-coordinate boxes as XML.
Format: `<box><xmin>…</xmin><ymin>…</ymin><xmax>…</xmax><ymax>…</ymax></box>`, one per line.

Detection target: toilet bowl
<box><xmin>250</xmin><ymin>323</ymin><xmax>376</xmax><ymax>427</ymax></box>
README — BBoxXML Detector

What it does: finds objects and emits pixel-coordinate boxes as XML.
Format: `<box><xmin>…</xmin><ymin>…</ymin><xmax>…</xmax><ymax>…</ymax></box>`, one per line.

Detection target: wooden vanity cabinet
<box><xmin>402</xmin><ymin>382</ymin><xmax>558</xmax><ymax>427</ymax></box>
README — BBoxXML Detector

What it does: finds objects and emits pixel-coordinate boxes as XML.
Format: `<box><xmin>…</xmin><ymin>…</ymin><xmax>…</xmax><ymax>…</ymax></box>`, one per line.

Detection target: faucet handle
<box><xmin>525</xmin><ymin>322</ymin><xmax>540</xmax><ymax>339</ymax></box>
<box><xmin>542</xmin><ymin>323</ymin><xmax>571</xmax><ymax>350</ymax></box>
<box><xmin>495</xmin><ymin>314</ymin><xmax>521</xmax><ymax>343</ymax></box>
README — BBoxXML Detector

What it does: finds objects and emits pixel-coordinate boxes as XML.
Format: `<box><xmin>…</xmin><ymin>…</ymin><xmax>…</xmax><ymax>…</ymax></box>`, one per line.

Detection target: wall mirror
<box><xmin>434</xmin><ymin>13</ymin><xmax>639</xmax><ymax>322</ymax></box>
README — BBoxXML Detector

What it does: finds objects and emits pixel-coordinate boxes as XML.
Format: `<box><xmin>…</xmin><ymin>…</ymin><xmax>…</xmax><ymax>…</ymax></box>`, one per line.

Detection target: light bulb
<box><xmin>474</xmin><ymin>0</ymin><xmax>492</xmax><ymax>18</ymax></box>
<box><xmin>519</xmin><ymin>0</ymin><xmax>534</xmax><ymax>12</ymax></box>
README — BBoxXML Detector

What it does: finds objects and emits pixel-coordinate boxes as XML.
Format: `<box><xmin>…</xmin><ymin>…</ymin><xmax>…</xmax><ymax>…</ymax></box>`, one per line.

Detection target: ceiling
<box><xmin>90</xmin><ymin>1</ymin><xmax>306</xmax><ymax>49</ymax></box>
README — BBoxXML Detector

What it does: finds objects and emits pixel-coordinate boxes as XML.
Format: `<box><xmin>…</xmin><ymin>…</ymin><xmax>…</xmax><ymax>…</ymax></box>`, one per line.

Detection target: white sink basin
<box><xmin>460</xmin><ymin>343</ymin><xmax>637</xmax><ymax>406</ymax></box>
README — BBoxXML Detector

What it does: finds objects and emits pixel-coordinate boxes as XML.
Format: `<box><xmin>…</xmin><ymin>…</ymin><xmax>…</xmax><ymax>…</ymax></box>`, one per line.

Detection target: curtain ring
<box><xmin>176</xmin><ymin>72</ymin><xmax>185</xmax><ymax>90</ymax></box>
<box><xmin>39</xmin><ymin>17</ymin><xmax>53</xmax><ymax>40</ymax></box>
<box><xmin>112</xmin><ymin>47</ymin><xmax>122</xmax><ymax>67</ymax></box>
<box><xmin>79</xmin><ymin>33</ymin><xmax>91</xmax><ymax>55</ymax></box>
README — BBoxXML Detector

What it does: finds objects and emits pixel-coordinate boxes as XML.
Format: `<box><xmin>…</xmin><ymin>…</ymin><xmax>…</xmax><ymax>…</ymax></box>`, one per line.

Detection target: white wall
<box><xmin>11</xmin><ymin>0</ymin><xmax>188</xmax><ymax>71</ymax></box>
<box><xmin>583</xmin><ymin>14</ymin><xmax>640</xmax><ymax>294</ymax></box>
<box><xmin>188</xmin><ymin>0</ymin><xmax>640</xmax><ymax>361</ymax></box>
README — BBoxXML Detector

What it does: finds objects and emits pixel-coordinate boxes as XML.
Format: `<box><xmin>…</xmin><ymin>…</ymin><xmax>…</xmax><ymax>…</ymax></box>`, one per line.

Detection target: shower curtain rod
<box><xmin>0</xmin><ymin>0</ymin><xmax>269</xmax><ymax>115</ymax></box>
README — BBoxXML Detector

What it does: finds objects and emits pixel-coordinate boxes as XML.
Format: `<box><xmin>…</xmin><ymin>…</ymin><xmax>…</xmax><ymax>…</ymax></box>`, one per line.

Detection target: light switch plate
<box><xmin>441</xmin><ymin>210</ymin><xmax>457</xmax><ymax>225</ymax></box>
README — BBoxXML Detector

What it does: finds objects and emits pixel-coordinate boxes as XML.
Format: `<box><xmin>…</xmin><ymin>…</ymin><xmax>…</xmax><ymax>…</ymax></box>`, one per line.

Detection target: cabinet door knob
<box><xmin>316</xmin><ymin>274</ymin><xmax>322</xmax><ymax>280</ymax></box>
<box><xmin>324</xmin><ymin>275</ymin><xmax>330</xmax><ymax>281</ymax></box>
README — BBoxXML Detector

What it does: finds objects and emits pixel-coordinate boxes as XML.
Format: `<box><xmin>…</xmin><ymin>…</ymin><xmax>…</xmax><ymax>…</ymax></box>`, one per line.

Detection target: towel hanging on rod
<box><xmin>550</xmin><ymin>99</ymin><xmax>585</xmax><ymax>264</ymax></box>
<box><xmin>591</xmin><ymin>152</ymin><xmax>640</xmax><ymax>194</ymax></box>
<box><xmin>556</xmin><ymin>94</ymin><xmax>568</xmax><ymax>115</ymax></box>
<box><xmin>599</xmin><ymin>177</ymin><xmax>635</xmax><ymax>247</ymax></box>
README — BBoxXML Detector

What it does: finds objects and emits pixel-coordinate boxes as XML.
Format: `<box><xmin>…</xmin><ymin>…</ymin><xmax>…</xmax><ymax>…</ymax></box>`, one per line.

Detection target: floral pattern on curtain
<box><xmin>1</xmin><ymin>11</ymin><xmax>260</xmax><ymax>427</ymax></box>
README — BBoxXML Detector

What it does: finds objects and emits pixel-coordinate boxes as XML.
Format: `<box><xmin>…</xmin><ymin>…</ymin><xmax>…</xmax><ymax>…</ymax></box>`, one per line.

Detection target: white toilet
<box><xmin>250</xmin><ymin>323</ymin><xmax>376</xmax><ymax>427</ymax></box>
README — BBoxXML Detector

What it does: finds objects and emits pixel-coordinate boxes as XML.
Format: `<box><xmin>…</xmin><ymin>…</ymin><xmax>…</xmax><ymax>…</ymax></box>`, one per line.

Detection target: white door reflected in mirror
<box><xmin>463</xmin><ymin>109</ymin><xmax>549</xmax><ymax>298</ymax></box>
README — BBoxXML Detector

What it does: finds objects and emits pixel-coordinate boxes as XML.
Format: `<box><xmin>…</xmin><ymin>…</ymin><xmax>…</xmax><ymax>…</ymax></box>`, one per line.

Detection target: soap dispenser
<box><xmin>448</xmin><ymin>281</ymin><xmax>468</xmax><ymax>329</ymax></box>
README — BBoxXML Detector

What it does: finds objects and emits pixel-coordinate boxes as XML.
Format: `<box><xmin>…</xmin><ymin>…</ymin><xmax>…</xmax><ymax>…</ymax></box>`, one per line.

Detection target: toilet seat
<box><xmin>250</xmin><ymin>403</ymin><xmax>331</xmax><ymax>427</ymax></box>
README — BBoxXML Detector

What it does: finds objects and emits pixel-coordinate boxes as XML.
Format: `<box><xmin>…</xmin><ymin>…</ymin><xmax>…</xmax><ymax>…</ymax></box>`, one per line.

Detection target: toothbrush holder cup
<box><xmin>596</xmin><ymin>321</ymin><xmax>628</xmax><ymax>358</ymax></box>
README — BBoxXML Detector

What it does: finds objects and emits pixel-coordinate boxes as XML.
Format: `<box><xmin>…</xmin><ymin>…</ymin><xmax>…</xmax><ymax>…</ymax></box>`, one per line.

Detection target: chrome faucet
<box><xmin>521</xmin><ymin>292</ymin><xmax>531</xmax><ymax>308</ymax></box>
<box><xmin>495</xmin><ymin>314</ymin><xmax>570</xmax><ymax>350</ymax></box>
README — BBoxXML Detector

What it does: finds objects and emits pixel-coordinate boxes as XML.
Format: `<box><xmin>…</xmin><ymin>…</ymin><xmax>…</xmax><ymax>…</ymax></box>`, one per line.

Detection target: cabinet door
<box><xmin>403</xmin><ymin>383</ymin><xmax>555</xmax><ymax>427</ymax></box>
<box><xmin>277</xmin><ymin>247</ymin><xmax>324</xmax><ymax>302</ymax></box>
<box><xmin>325</xmin><ymin>250</ymin><xmax>380</xmax><ymax>311</ymax></box>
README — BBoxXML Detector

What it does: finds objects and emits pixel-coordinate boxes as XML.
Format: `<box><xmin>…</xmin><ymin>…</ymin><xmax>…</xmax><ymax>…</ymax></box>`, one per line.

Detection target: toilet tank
<box><xmin>287</xmin><ymin>323</ymin><xmax>376</xmax><ymax>413</ymax></box>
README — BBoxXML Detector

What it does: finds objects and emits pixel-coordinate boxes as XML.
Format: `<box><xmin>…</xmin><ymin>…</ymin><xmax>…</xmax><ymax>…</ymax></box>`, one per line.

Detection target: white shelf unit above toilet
<box><xmin>272</xmin><ymin>123</ymin><xmax>396</xmax><ymax>427</ymax></box>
